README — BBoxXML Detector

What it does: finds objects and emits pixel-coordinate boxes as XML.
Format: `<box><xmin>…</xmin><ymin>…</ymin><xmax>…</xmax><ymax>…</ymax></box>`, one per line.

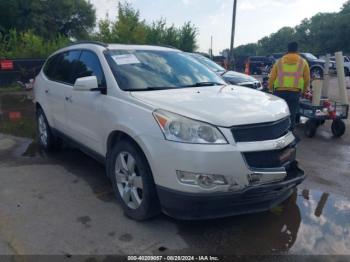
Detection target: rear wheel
<box><xmin>331</xmin><ymin>119</ymin><xmax>346</xmax><ymax>137</ymax></box>
<box><xmin>108</xmin><ymin>140</ymin><xmax>160</xmax><ymax>220</ymax></box>
<box><xmin>295</xmin><ymin>114</ymin><xmax>301</xmax><ymax>125</ymax></box>
<box><xmin>304</xmin><ymin>120</ymin><xmax>318</xmax><ymax>138</ymax></box>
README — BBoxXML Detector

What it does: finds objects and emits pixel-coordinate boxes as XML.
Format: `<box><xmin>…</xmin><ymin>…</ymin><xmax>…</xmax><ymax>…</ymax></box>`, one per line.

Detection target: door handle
<box><xmin>45</xmin><ymin>89</ymin><xmax>49</xmax><ymax>94</ymax></box>
<box><xmin>65</xmin><ymin>96</ymin><xmax>73</xmax><ymax>103</ymax></box>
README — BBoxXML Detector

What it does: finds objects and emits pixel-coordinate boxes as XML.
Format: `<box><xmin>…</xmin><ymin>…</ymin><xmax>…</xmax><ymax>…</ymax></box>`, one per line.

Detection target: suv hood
<box><xmin>131</xmin><ymin>85</ymin><xmax>289</xmax><ymax>127</ymax></box>
<box><xmin>312</xmin><ymin>59</ymin><xmax>325</xmax><ymax>64</ymax></box>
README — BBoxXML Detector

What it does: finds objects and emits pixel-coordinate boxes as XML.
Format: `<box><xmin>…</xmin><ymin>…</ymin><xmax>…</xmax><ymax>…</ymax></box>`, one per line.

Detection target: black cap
<box><xmin>288</xmin><ymin>42</ymin><xmax>298</xmax><ymax>53</ymax></box>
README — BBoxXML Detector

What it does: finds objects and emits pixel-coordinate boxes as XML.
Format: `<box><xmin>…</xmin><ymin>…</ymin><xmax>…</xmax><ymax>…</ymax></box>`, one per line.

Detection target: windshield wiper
<box><xmin>123</xmin><ymin>86</ymin><xmax>180</xmax><ymax>91</ymax></box>
<box><xmin>124</xmin><ymin>82</ymin><xmax>225</xmax><ymax>91</ymax></box>
<box><xmin>183</xmin><ymin>81</ymin><xmax>226</xmax><ymax>87</ymax></box>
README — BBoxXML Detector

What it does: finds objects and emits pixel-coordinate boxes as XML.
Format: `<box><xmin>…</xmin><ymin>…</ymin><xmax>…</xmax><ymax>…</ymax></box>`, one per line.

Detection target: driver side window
<box><xmin>75</xmin><ymin>51</ymin><xmax>106</xmax><ymax>87</ymax></box>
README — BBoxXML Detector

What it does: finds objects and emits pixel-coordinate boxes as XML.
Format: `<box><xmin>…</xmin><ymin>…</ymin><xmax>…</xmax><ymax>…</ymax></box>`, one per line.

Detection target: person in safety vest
<box><xmin>268</xmin><ymin>42</ymin><xmax>310</xmax><ymax>130</ymax></box>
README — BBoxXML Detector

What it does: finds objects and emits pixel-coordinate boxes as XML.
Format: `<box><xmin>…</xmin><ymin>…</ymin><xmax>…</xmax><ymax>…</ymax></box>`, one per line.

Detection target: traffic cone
<box><xmin>244</xmin><ymin>61</ymin><xmax>250</xmax><ymax>75</ymax></box>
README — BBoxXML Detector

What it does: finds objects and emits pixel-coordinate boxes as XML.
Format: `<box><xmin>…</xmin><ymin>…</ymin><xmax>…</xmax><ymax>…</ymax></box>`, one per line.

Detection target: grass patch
<box><xmin>0</xmin><ymin>84</ymin><xmax>23</xmax><ymax>93</ymax></box>
<box><xmin>0</xmin><ymin>118</ymin><xmax>36</xmax><ymax>139</ymax></box>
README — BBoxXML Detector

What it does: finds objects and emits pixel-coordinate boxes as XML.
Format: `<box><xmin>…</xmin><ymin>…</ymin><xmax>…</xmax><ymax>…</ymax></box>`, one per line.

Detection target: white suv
<box><xmin>34</xmin><ymin>42</ymin><xmax>305</xmax><ymax>220</ymax></box>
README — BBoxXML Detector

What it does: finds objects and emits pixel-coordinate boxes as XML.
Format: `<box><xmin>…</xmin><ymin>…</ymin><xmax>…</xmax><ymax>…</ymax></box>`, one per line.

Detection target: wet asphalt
<box><xmin>0</xmin><ymin>81</ymin><xmax>350</xmax><ymax>256</ymax></box>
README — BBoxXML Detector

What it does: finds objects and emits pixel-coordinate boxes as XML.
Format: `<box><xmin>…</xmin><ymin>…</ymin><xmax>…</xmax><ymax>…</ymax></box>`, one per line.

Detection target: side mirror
<box><xmin>73</xmin><ymin>76</ymin><xmax>98</xmax><ymax>91</ymax></box>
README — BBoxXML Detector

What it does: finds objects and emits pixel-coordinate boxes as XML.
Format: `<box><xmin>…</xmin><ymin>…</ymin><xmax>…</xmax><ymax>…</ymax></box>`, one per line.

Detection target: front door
<box><xmin>65</xmin><ymin>50</ymin><xmax>107</xmax><ymax>155</ymax></box>
<box><xmin>45</xmin><ymin>50</ymin><xmax>81</xmax><ymax>133</ymax></box>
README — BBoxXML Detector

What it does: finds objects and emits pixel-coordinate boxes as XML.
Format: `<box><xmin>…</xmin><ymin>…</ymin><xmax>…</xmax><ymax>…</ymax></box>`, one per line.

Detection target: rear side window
<box><xmin>52</xmin><ymin>50</ymin><xmax>81</xmax><ymax>84</ymax></box>
<box><xmin>74</xmin><ymin>51</ymin><xmax>105</xmax><ymax>87</ymax></box>
<box><xmin>43</xmin><ymin>54</ymin><xmax>59</xmax><ymax>79</ymax></box>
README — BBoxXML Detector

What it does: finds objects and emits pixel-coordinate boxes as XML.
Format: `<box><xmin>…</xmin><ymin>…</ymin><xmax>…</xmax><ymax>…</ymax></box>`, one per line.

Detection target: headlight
<box><xmin>153</xmin><ymin>109</ymin><xmax>227</xmax><ymax>144</ymax></box>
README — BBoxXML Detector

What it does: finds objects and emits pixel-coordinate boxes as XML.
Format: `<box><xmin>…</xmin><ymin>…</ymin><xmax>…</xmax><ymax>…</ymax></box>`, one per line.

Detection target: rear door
<box><xmin>44</xmin><ymin>50</ymin><xmax>81</xmax><ymax>133</ymax></box>
<box><xmin>65</xmin><ymin>50</ymin><xmax>106</xmax><ymax>154</ymax></box>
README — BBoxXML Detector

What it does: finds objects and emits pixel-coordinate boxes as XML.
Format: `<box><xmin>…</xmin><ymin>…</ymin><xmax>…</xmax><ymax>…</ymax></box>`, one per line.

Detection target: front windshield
<box><xmin>187</xmin><ymin>53</ymin><xmax>226</xmax><ymax>73</ymax></box>
<box><xmin>303</xmin><ymin>53</ymin><xmax>318</xmax><ymax>60</ymax></box>
<box><xmin>106</xmin><ymin>49</ymin><xmax>226</xmax><ymax>91</ymax></box>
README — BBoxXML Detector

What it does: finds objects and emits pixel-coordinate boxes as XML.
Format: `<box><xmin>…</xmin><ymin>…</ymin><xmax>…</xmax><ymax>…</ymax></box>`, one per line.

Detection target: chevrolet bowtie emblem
<box><xmin>275</xmin><ymin>139</ymin><xmax>286</xmax><ymax>149</ymax></box>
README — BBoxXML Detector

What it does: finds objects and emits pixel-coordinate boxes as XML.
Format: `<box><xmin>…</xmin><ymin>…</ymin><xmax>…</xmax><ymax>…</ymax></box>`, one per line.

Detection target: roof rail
<box><xmin>155</xmin><ymin>44</ymin><xmax>180</xmax><ymax>50</ymax></box>
<box><xmin>68</xmin><ymin>41</ymin><xmax>108</xmax><ymax>48</ymax></box>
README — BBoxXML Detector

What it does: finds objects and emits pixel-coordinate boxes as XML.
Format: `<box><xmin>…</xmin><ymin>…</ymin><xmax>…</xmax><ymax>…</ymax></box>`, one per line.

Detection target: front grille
<box><xmin>240</xmin><ymin>82</ymin><xmax>261</xmax><ymax>89</ymax></box>
<box><xmin>243</xmin><ymin>146</ymin><xmax>296</xmax><ymax>168</ymax></box>
<box><xmin>231</xmin><ymin>117</ymin><xmax>290</xmax><ymax>142</ymax></box>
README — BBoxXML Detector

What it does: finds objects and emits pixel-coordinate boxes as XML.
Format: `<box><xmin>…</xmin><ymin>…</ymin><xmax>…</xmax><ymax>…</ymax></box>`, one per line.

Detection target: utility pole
<box><xmin>229</xmin><ymin>0</ymin><xmax>237</xmax><ymax>70</ymax></box>
<box><xmin>210</xmin><ymin>36</ymin><xmax>213</xmax><ymax>59</ymax></box>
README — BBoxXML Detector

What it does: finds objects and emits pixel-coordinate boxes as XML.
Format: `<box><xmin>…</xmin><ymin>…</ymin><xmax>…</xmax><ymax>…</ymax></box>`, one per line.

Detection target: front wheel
<box><xmin>108</xmin><ymin>140</ymin><xmax>160</xmax><ymax>220</ymax></box>
<box><xmin>310</xmin><ymin>67</ymin><xmax>324</xmax><ymax>79</ymax></box>
<box><xmin>304</xmin><ymin>120</ymin><xmax>318</xmax><ymax>138</ymax></box>
<box><xmin>36</xmin><ymin>108</ymin><xmax>56</xmax><ymax>150</ymax></box>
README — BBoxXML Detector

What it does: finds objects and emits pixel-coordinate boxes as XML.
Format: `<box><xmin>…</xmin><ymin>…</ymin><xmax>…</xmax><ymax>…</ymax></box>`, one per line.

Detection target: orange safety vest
<box><xmin>274</xmin><ymin>57</ymin><xmax>305</xmax><ymax>92</ymax></box>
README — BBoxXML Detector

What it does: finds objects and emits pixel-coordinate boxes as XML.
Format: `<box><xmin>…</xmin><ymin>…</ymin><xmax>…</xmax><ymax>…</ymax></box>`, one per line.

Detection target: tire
<box><xmin>310</xmin><ymin>67</ymin><xmax>324</xmax><ymax>79</ymax></box>
<box><xmin>317</xmin><ymin>120</ymin><xmax>325</xmax><ymax>126</ymax></box>
<box><xmin>108</xmin><ymin>140</ymin><xmax>160</xmax><ymax>220</ymax></box>
<box><xmin>36</xmin><ymin>108</ymin><xmax>56</xmax><ymax>150</ymax></box>
<box><xmin>304</xmin><ymin>120</ymin><xmax>318</xmax><ymax>138</ymax></box>
<box><xmin>331</xmin><ymin>119</ymin><xmax>346</xmax><ymax>137</ymax></box>
<box><xmin>295</xmin><ymin>114</ymin><xmax>301</xmax><ymax>125</ymax></box>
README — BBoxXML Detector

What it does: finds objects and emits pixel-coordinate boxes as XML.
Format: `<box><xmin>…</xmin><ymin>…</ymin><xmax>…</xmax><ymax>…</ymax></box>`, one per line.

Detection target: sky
<box><xmin>90</xmin><ymin>0</ymin><xmax>347</xmax><ymax>55</ymax></box>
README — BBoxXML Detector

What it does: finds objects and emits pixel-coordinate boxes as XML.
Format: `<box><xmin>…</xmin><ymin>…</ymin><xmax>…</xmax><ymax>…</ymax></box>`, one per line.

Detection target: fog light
<box><xmin>247</xmin><ymin>173</ymin><xmax>261</xmax><ymax>184</ymax></box>
<box><xmin>176</xmin><ymin>171</ymin><xmax>227</xmax><ymax>189</ymax></box>
<box><xmin>176</xmin><ymin>171</ymin><xmax>197</xmax><ymax>185</ymax></box>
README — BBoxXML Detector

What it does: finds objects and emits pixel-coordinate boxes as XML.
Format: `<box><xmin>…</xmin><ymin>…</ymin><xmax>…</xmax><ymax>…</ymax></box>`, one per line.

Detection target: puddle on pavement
<box><xmin>1</xmin><ymin>93</ymin><xmax>350</xmax><ymax>255</ymax></box>
<box><xmin>0</xmin><ymin>93</ymin><xmax>114</xmax><ymax>202</ymax></box>
<box><xmin>169</xmin><ymin>189</ymin><xmax>350</xmax><ymax>255</ymax></box>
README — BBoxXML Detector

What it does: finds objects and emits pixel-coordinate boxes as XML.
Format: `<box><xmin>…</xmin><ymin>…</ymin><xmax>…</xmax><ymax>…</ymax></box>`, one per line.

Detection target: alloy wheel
<box><xmin>38</xmin><ymin>114</ymin><xmax>48</xmax><ymax>146</ymax></box>
<box><xmin>115</xmin><ymin>151</ymin><xmax>143</xmax><ymax>209</ymax></box>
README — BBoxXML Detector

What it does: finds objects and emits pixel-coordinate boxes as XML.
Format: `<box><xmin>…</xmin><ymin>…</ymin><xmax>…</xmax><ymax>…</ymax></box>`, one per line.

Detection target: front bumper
<box><xmin>156</xmin><ymin>162</ymin><xmax>305</xmax><ymax>220</ymax></box>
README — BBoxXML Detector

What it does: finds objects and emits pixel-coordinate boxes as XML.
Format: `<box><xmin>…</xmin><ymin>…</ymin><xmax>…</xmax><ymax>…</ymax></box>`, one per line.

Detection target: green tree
<box><xmin>163</xmin><ymin>25</ymin><xmax>180</xmax><ymax>47</ymax></box>
<box><xmin>256</xmin><ymin>27</ymin><xmax>295</xmax><ymax>55</ymax></box>
<box><xmin>234</xmin><ymin>43</ymin><xmax>258</xmax><ymax>56</ymax></box>
<box><xmin>341</xmin><ymin>0</ymin><xmax>350</xmax><ymax>13</ymax></box>
<box><xmin>146</xmin><ymin>19</ymin><xmax>167</xmax><ymax>45</ymax></box>
<box><xmin>111</xmin><ymin>2</ymin><xmax>147</xmax><ymax>44</ymax></box>
<box><xmin>178</xmin><ymin>22</ymin><xmax>198</xmax><ymax>52</ymax></box>
<box><xmin>0</xmin><ymin>29</ymin><xmax>69</xmax><ymax>58</ymax></box>
<box><xmin>228</xmin><ymin>0</ymin><xmax>350</xmax><ymax>57</ymax></box>
<box><xmin>94</xmin><ymin>16</ymin><xmax>114</xmax><ymax>43</ymax></box>
<box><xmin>336</xmin><ymin>0</ymin><xmax>350</xmax><ymax>53</ymax></box>
<box><xmin>145</xmin><ymin>19</ymin><xmax>180</xmax><ymax>48</ymax></box>
<box><xmin>94</xmin><ymin>2</ymin><xmax>198</xmax><ymax>52</ymax></box>
<box><xmin>0</xmin><ymin>0</ymin><xmax>96</xmax><ymax>39</ymax></box>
